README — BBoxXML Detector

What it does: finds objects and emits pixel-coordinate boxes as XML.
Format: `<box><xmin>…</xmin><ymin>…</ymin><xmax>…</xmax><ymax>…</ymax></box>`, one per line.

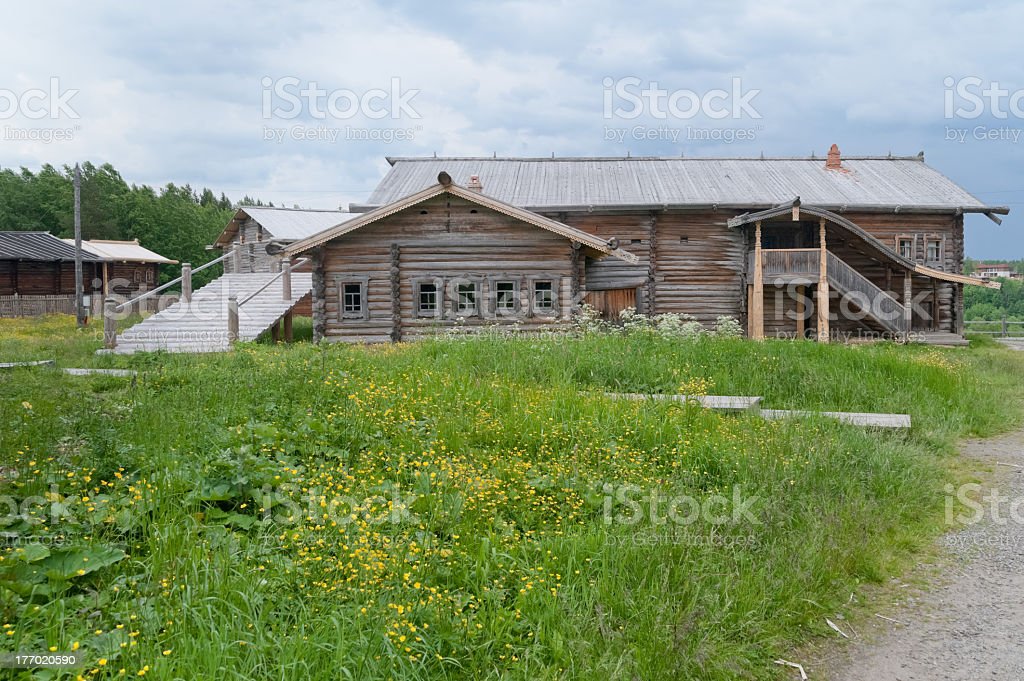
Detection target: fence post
<box><xmin>181</xmin><ymin>262</ymin><xmax>192</xmax><ymax>303</ymax></box>
<box><xmin>103</xmin><ymin>297</ymin><xmax>117</xmax><ymax>349</ymax></box>
<box><xmin>1002</xmin><ymin>316</ymin><xmax>1008</xmax><ymax>337</ymax></box>
<box><xmin>281</xmin><ymin>258</ymin><xmax>292</xmax><ymax>301</ymax></box>
<box><xmin>228</xmin><ymin>295</ymin><xmax>239</xmax><ymax>344</ymax></box>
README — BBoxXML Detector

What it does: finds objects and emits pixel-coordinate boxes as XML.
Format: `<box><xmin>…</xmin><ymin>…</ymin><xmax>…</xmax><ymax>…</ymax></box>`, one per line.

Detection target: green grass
<box><xmin>1</xmin><ymin>315</ymin><xmax>1023</xmax><ymax>680</ymax></box>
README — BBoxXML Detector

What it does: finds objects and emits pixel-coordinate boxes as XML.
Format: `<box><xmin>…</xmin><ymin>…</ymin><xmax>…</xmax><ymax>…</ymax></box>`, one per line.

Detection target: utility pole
<box><xmin>73</xmin><ymin>163</ymin><xmax>85</xmax><ymax>328</ymax></box>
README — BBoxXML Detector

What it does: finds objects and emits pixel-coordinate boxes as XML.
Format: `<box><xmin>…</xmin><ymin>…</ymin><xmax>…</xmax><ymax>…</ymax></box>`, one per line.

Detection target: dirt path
<box><xmin>820</xmin><ymin>429</ymin><xmax>1024</xmax><ymax>680</ymax></box>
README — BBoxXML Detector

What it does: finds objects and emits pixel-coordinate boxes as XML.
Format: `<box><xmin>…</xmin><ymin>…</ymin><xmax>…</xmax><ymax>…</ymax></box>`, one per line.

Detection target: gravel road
<box><xmin>823</xmin><ymin>429</ymin><xmax>1024</xmax><ymax>680</ymax></box>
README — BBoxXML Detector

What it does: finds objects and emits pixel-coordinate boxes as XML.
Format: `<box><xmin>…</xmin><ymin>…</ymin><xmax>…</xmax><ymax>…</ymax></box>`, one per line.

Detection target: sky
<box><xmin>1</xmin><ymin>0</ymin><xmax>1022</xmax><ymax>258</ymax></box>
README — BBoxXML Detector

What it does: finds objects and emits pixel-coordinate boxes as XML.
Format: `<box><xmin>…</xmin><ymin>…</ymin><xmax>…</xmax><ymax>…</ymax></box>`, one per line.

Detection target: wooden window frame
<box><xmin>412</xmin><ymin>277</ymin><xmax>444</xmax><ymax>319</ymax></box>
<box><xmin>488</xmin><ymin>277</ymin><xmax>520</xmax><ymax>317</ymax></box>
<box><xmin>895</xmin><ymin>234</ymin><xmax>916</xmax><ymax>261</ymax></box>
<box><xmin>336</xmin><ymin>275</ymin><xmax>369</xmax><ymax>321</ymax></box>
<box><xmin>925</xmin><ymin>235</ymin><xmax>944</xmax><ymax>266</ymax></box>
<box><xmin>529</xmin><ymin>277</ymin><xmax>558</xmax><ymax>317</ymax></box>
<box><xmin>452</xmin><ymin>277</ymin><xmax>482</xmax><ymax>317</ymax></box>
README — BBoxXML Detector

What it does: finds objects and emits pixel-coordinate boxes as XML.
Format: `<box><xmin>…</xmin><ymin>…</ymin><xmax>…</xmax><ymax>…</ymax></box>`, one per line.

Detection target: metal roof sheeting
<box><xmin>237</xmin><ymin>207</ymin><xmax>358</xmax><ymax>242</ymax></box>
<box><xmin>0</xmin><ymin>232</ymin><xmax>102</xmax><ymax>262</ymax></box>
<box><xmin>362</xmin><ymin>157</ymin><xmax>997</xmax><ymax>213</ymax></box>
<box><xmin>62</xmin><ymin>239</ymin><xmax>176</xmax><ymax>264</ymax></box>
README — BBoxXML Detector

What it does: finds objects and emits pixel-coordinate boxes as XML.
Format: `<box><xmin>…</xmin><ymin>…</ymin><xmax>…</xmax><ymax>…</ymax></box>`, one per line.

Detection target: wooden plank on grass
<box><xmin>63</xmin><ymin>368</ymin><xmax>137</xmax><ymax>377</ymax></box>
<box><xmin>0</xmin><ymin>360</ymin><xmax>55</xmax><ymax>369</ymax></box>
<box><xmin>760</xmin><ymin>409</ymin><xmax>911</xmax><ymax>429</ymax></box>
<box><xmin>606</xmin><ymin>393</ymin><xmax>763</xmax><ymax>412</ymax></box>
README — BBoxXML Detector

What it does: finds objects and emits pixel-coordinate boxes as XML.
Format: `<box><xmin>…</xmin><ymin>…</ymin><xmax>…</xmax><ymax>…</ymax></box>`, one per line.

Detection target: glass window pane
<box><xmin>496</xmin><ymin>281</ymin><xmax>516</xmax><ymax>310</ymax></box>
<box><xmin>419</xmin><ymin>283</ymin><xmax>437</xmax><ymax>312</ymax></box>
<box><xmin>343</xmin><ymin>283</ymin><xmax>362</xmax><ymax>313</ymax></box>
<box><xmin>534</xmin><ymin>281</ymin><xmax>554</xmax><ymax>310</ymax></box>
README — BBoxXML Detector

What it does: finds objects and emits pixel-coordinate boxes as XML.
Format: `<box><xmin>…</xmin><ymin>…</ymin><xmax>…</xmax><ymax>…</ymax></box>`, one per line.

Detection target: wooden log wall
<box><xmin>226</xmin><ymin>219</ymin><xmax>280</xmax><ymax>274</ymax></box>
<box><xmin>0</xmin><ymin>261</ymin><xmax>102</xmax><ymax>296</ymax></box>
<box><xmin>318</xmin><ymin>195</ymin><xmax>576</xmax><ymax>343</ymax></box>
<box><xmin>311</xmin><ymin>247</ymin><xmax>326</xmax><ymax>342</ymax></box>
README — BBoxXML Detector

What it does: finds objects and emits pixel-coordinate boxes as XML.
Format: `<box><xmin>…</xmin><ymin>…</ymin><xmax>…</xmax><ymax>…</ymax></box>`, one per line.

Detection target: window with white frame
<box><xmin>926</xmin><ymin>239</ymin><xmax>941</xmax><ymax>262</ymax></box>
<box><xmin>495</xmin><ymin>280</ymin><xmax>517</xmax><ymax>313</ymax></box>
<box><xmin>456</xmin><ymin>281</ymin><xmax>477</xmax><ymax>314</ymax></box>
<box><xmin>897</xmin><ymin>237</ymin><xmax>914</xmax><ymax>259</ymax></box>
<box><xmin>338</xmin><ymin>278</ymin><xmax>368</xmax><ymax>319</ymax></box>
<box><xmin>418</xmin><ymin>282</ymin><xmax>438</xmax><ymax>314</ymax></box>
<box><xmin>533</xmin><ymin>280</ymin><xmax>555</xmax><ymax>313</ymax></box>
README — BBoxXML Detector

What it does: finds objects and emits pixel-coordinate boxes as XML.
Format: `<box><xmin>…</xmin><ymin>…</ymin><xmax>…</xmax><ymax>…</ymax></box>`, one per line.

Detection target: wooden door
<box><xmin>586</xmin><ymin>287</ymin><xmax>637</xmax><ymax>321</ymax></box>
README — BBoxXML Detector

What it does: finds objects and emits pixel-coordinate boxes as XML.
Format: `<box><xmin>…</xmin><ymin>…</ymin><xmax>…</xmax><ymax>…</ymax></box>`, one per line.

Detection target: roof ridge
<box><xmin>385</xmin><ymin>155</ymin><xmax>927</xmax><ymax>163</ymax></box>
<box><xmin>240</xmin><ymin>206</ymin><xmax>352</xmax><ymax>213</ymax></box>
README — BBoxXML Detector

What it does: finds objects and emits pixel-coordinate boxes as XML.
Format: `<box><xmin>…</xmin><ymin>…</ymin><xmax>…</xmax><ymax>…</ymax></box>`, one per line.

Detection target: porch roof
<box><xmin>728</xmin><ymin>199</ymin><xmax>1000</xmax><ymax>289</ymax></box>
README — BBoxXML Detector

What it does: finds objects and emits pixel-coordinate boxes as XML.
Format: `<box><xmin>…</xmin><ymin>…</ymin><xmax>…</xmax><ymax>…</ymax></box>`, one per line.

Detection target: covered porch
<box><xmin>729</xmin><ymin>200</ymin><xmax>995</xmax><ymax>343</ymax></box>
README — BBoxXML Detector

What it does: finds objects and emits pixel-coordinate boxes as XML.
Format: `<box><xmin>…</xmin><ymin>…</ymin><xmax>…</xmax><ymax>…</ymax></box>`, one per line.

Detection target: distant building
<box><xmin>0</xmin><ymin>232</ymin><xmax>174</xmax><ymax>317</ymax></box>
<box><xmin>971</xmin><ymin>263</ymin><xmax>1019</xmax><ymax>281</ymax></box>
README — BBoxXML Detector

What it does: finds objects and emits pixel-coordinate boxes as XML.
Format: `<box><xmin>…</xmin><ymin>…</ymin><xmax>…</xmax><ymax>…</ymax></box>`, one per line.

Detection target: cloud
<box><xmin>0</xmin><ymin>0</ymin><xmax>1020</xmax><ymax>256</ymax></box>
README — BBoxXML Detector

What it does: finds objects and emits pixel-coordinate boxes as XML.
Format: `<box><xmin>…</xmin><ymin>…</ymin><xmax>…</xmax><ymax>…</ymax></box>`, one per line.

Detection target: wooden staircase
<box><xmin>109</xmin><ymin>271</ymin><xmax>312</xmax><ymax>354</ymax></box>
<box><xmin>824</xmin><ymin>252</ymin><xmax>909</xmax><ymax>336</ymax></box>
<box><xmin>756</xmin><ymin>248</ymin><xmax>910</xmax><ymax>336</ymax></box>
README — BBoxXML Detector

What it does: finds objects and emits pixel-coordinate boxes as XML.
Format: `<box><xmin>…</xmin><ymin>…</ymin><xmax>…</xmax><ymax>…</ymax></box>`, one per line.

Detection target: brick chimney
<box><xmin>467</xmin><ymin>175</ymin><xmax>483</xmax><ymax>192</ymax></box>
<box><xmin>825</xmin><ymin>143</ymin><xmax>842</xmax><ymax>170</ymax></box>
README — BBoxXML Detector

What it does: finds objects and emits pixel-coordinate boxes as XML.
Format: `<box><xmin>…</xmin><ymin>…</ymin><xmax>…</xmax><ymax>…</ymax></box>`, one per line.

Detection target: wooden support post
<box><xmin>884</xmin><ymin>266</ymin><xmax>892</xmax><ymax>296</ymax></box>
<box><xmin>103</xmin><ymin>296</ymin><xmax>117</xmax><ymax>349</ymax></box>
<box><xmin>271</xmin><ymin>320</ymin><xmax>281</xmax><ymax>343</ymax></box>
<box><xmin>283</xmin><ymin>311</ymin><xmax>293</xmax><ymax>343</ymax></box>
<box><xmin>181</xmin><ymin>262</ymin><xmax>192</xmax><ymax>303</ymax></box>
<box><xmin>389</xmin><ymin>243</ymin><xmax>401</xmax><ymax>342</ymax></box>
<box><xmin>281</xmin><ymin>258</ymin><xmax>292</xmax><ymax>301</ymax></box>
<box><xmin>228</xmin><ymin>295</ymin><xmax>239</xmax><ymax>343</ymax></box>
<box><xmin>932</xmin><ymin>280</ymin><xmax>939</xmax><ymax>331</ymax></box>
<box><xmin>796</xmin><ymin>285</ymin><xmax>805</xmax><ymax>338</ymax></box>
<box><xmin>903</xmin><ymin>273</ymin><xmax>913</xmax><ymax>340</ymax></box>
<box><xmin>817</xmin><ymin>219</ymin><xmax>830</xmax><ymax>343</ymax></box>
<box><xmin>232</xmin><ymin>245</ymin><xmax>242</xmax><ymax>274</ymax></box>
<box><xmin>751</xmin><ymin>221</ymin><xmax>764</xmax><ymax>340</ymax></box>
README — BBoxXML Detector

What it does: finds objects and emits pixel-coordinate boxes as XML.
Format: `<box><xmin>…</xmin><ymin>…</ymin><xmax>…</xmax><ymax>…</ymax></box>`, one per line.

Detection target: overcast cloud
<box><xmin>1</xmin><ymin>0</ymin><xmax>1021</xmax><ymax>257</ymax></box>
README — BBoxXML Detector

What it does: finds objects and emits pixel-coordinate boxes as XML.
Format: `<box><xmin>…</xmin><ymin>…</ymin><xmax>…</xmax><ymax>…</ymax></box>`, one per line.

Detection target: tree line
<box><xmin>0</xmin><ymin>163</ymin><xmax>272</xmax><ymax>287</ymax></box>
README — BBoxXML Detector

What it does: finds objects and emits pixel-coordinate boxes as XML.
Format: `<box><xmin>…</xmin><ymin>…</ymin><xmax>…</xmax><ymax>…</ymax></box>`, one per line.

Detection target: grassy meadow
<box><xmin>1</xmin><ymin>316</ymin><xmax>1022</xmax><ymax>680</ymax></box>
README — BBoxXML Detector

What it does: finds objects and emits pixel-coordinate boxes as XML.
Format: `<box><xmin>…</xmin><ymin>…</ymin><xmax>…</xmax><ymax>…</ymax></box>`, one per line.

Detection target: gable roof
<box><xmin>213</xmin><ymin>206</ymin><xmax>359</xmax><ymax>247</ymax></box>
<box><xmin>62</xmin><ymin>239</ymin><xmax>176</xmax><ymax>264</ymax></box>
<box><xmin>0</xmin><ymin>231</ymin><xmax>102</xmax><ymax>262</ymax></box>
<box><xmin>285</xmin><ymin>178</ymin><xmax>639</xmax><ymax>263</ymax></box>
<box><xmin>355</xmin><ymin>156</ymin><xmax>1007</xmax><ymax>218</ymax></box>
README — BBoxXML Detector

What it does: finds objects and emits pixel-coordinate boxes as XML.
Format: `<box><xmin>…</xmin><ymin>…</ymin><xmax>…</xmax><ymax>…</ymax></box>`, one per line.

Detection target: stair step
<box><xmin>106</xmin><ymin>272</ymin><xmax>312</xmax><ymax>354</ymax></box>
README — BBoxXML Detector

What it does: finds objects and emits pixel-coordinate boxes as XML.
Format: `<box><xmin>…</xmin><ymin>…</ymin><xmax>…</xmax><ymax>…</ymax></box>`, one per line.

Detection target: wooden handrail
<box><xmin>237</xmin><ymin>257</ymin><xmax>310</xmax><ymax>307</ymax></box>
<box><xmin>114</xmin><ymin>247</ymin><xmax>236</xmax><ymax>312</ymax></box>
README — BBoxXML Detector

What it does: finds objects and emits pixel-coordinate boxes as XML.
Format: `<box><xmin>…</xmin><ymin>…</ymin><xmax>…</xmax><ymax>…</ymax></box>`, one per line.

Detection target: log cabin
<box><xmin>284</xmin><ymin>147</ymin><xmax>1004</xmax><ymax>345</ymax></box>
<box><xmin>0</xmin><ymin>232</ymin><xmax>175</xmax><ymax>317</ymax></box>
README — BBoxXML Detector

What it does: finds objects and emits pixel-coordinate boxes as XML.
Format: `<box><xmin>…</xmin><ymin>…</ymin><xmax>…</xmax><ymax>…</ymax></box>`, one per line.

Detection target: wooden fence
<box><xmin>0</xmin><ymin>294</ymin><xmax>80</xmax><ymax>318</ymax></box>
<box><xmin>964</xmin><ymin>319</ymin><xmax>1024</xmax><ymax>337</ymax></box>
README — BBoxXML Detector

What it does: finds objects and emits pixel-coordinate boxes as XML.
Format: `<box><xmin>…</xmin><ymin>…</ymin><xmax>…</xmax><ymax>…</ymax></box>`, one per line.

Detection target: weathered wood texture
<box><xmin>223</xmin><ymin>218</ymin><xmax>281</xmax><ymax>274</ymax></box>
<box><xmin>0</xmin><ymin>294</ymin><xmax>77</xmax><ymax>317</ymax></box>
<box><xmin>319</xmin><ymin>195</ymin><xmax>577</xmax><ymax>343</ymax></box>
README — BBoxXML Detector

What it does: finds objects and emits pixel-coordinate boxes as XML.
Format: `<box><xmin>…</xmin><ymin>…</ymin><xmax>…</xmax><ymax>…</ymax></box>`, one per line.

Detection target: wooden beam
<box><xmin>751</xmin><ymin>221</ymin><xmax>764</xmax><ymax>340</ymax></box>
<box><xmin>389</xmin><ymin>243</ymin><xmax>402</xmax><ymax>342</ymax></box>
<box><xmin>817</xmin><ymin>219</ymin><xmax>829</xmax><ymax>343</ymax></box>
<box><xmin>283</xmin><ymin>311</ymin><xmax>293</xmax><ymax>343</ymax></box>
<box><xmin>796</xmin><ymin>284</ymin><xmax>805</xmax><ymax>338</ymax></box>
